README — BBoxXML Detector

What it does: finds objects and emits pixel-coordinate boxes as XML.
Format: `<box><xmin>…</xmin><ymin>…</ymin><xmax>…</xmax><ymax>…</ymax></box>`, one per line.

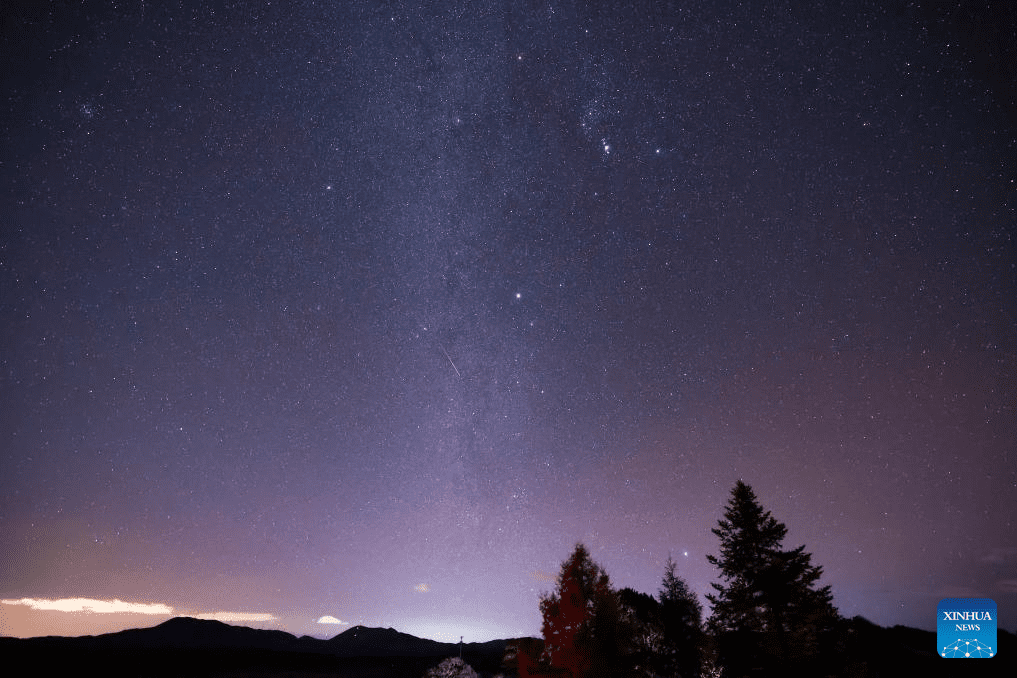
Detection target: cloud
<box><xmin>982</xmin><ymin>547</ymin><xmax>1017</xmax><ymax>564</ymax></box>
<box><xmin>414</xmin><ymin>583</ymin><xmax>430</xmax><ymax>593</ymax></box>
<box><xmin>316</xmin><ymin>615</ymin><xmax>347</xmax><ymax>624</ymax></box>
<box><xmin>1</xmin><ymin>597</ymin><xmax>174</xmax><ymax>615</ymax></box>
<box><xmin>0</xmin><ymin>599</ymin><xmax>278</xmax><ymax>626</ymax></box>
<box><xmin>192</xmin><ymin>611</ymin><xmax>277</xmax><ymax>623</ymax></box>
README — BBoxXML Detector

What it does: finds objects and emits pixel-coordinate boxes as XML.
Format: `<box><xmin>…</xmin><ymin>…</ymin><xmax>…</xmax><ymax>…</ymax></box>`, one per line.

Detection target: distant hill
<box><xmin>0</xmin><ymin>617</ymin><xmax>517</xmax><ymax>677</ymax></box>
<box><xmin>326</xmin><ymin>624</ymin><xmax>506</xmax><ymax>658</ymax></box>
<box><xmin>95</xmin><ymin>616</ymin><xmax>313</xmax><ymax>652</ymax></box>
<box><xmin>835</xmin><ymin>615</ymin><xmax>1015</xmax><ymax>678</ymax></box>
<box><xmin>2</xmin><ymin>615</ymin><xmax>1013</xmax><ymax>677</ymax></box>
<box><xmin>2</xmin><ymin>616</ymin><xmax>507</xmax><ymax>656</ymax></box>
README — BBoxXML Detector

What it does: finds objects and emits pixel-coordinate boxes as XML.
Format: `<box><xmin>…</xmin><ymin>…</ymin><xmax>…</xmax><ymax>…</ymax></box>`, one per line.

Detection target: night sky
<box><xmin>2</xmin><ymin>1</ymin><xmax>1014</xmax><ymax>642</ymax></box>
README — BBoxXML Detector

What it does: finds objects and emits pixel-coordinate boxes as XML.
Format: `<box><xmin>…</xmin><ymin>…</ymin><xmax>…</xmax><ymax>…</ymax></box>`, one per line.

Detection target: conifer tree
<box><xmin>706</xmin><ymin>480</ymin><xmax>838</xmax><ymax>675</ymax></box>
<box><xmin>658</xmin><ymin>557</ymin><xmax>703</xmax><ymax>678</ymax></box>
<box><xmin>538</xmin><ymin>543</ymin><xmax>624</xmax><ymax>678</ymax></box>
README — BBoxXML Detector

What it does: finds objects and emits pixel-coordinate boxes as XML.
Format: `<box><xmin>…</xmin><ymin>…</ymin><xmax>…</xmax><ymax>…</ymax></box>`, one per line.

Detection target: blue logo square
<box><xmin>937</xmin><ymin>598</ymin><xmax>997</xmax><ymax>658</ymax></box>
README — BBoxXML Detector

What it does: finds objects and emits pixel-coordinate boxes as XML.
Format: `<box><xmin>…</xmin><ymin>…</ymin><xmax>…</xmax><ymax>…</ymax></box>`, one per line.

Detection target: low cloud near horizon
<box><xmin>316</xmin><ymin>615</ymin><xmax>347</xmax><ymax>625</ymax></box>
<box><xmin>2</xmin><ymin>597</ymin><xmax>173</xmax><ymax>615</ymax></box>
<box><xmin>191</xmin><ymin>611</ymin><xmax>277</xmax><ymax>623</ymax></box>
<box><xmin>2</xmin><ymin>598</ymin><xmax>276</xmax><ymax>624</ymax></box>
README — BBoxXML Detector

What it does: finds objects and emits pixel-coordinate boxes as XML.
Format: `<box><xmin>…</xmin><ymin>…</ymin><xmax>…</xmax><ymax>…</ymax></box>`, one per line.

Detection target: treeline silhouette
<box><xmin>511</xmin><ymin>480</ymin><xmax>1010</xmax><ymax>678</ymax></box>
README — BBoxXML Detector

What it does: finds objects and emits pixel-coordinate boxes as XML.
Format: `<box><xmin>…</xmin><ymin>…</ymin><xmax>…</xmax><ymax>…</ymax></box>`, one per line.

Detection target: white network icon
<box><xmin>940</xmin><ymin>638</ymin><xmax>995</xmax><ymax>658</ymax></box>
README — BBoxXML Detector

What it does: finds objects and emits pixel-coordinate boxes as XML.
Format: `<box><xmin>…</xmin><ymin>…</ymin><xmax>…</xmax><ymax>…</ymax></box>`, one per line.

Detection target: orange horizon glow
<box><xmin>0</xmin><ymin>597</ymin><xmax>519</xmax><ymax>644</ymax></box>
<box><xmin>0</xmin><ymin>597</ymin><xmax>282</xmax><ymax>639</ymax></box>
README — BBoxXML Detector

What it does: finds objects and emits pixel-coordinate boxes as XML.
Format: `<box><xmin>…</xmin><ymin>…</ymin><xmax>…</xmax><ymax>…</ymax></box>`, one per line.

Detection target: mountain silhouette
<box><xmin>326</xmin><ymin>624</ymin><xmax>449</xmax><ymax>656</ymax></box>
<box><xmin>104</xmin><ymin>616</ymin><xmax>311</xmax><ymax>652</ymax></box>
<box><xmin>7</xmin><ymin>615</ymin><xmax>1010</xmax><ymax>677</ymax></box>
<box><xmin>0</xmin><ymin>617</ymin><xmax>515</xmax><ymax>678</ymax></box>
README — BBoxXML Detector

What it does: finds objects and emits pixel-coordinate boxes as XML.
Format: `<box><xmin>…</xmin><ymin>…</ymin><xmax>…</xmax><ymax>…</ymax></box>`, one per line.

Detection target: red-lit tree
<box><xmin>538</xmin><ymin>543</ymin><xmax>624</xmax><ymax>678</ymax></box>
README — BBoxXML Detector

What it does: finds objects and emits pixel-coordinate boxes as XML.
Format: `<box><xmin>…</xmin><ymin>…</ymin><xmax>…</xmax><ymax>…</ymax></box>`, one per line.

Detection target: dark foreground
<box><xmin>0</xmin><ymin>618</ymin><xmax>511</xmax><ymax>678</ymax></box>
<box><xmin>1</xmin><ymin>616</ymin><xmax>1013</xmax><ymax>677</ymax></box>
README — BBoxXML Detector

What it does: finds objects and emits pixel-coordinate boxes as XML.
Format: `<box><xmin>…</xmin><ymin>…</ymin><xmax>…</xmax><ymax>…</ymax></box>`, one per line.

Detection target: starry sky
<box><xmin>2</xmin><ymin>0</ymin><xmax>1014</xmax><ymax>642</ymax></box>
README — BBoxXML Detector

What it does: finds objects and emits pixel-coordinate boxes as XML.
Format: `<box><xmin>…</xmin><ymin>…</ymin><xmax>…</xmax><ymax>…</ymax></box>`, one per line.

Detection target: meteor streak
<box><xmin>440</xmin><ymin>346</ymin><xmax>461</xmax><ymax>378</ymax></box>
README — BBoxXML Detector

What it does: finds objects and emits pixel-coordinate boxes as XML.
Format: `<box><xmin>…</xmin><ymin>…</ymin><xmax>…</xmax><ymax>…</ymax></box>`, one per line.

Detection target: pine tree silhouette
<box><xmin>706</xmin><ymin>480</ymin><xmax>838</xmax><ymax>676</ymax></box>
<box><xmin>658</xmin><ymin>557</ymin><xmax>704</xmax><ymax>678</ymax></box>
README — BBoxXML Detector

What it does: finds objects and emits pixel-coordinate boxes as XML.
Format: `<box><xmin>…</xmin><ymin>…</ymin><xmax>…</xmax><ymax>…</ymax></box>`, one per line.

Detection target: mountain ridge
<box><xmin>5</xmin><ymin>616</ymin><xmax>1014</xmax><ymax>678</ymax></box>
<box><xmin>0</xmin><ymin>617</ymin><xmax>518</xmax><ymax>677</ymax></box>
<box><xmin>1</xmin><ymin>615</ymin><xmax>515</xmax><ymax>658</ymax></box>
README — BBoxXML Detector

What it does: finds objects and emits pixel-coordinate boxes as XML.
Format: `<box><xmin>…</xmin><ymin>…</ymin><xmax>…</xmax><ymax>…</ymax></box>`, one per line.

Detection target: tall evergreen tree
<box><xmin>658</xmin><ymin>557</ymin><xmax>703</xmax><ymax>678</ymax></box>
<box><xmin>538</xmin><ymin>543</ymin><xmax>624</xmax><ymax>678</ymax></box>
<box><xmin>706</xmin><ymin>480</ymin><xmax>838</xmax><ymax>676</ymax></box>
